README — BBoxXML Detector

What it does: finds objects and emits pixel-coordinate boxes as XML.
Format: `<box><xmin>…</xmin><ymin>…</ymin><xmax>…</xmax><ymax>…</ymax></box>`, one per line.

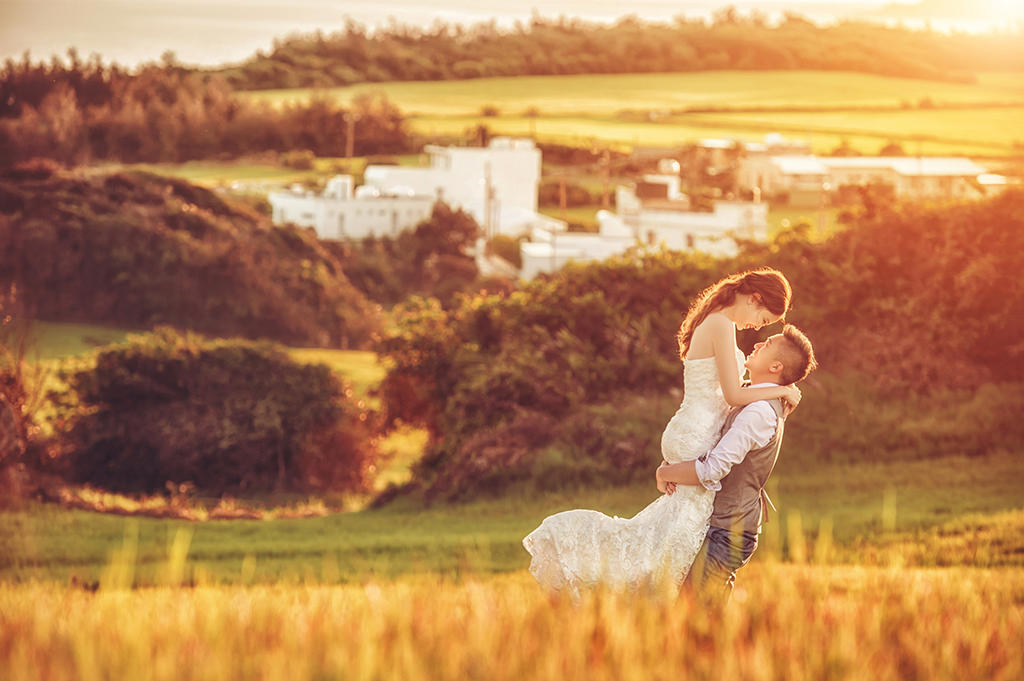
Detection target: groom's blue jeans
<box><xmin>684</xmin><ymin>526</ymin><xmax>759</xmax><ymax>604</ymax></box>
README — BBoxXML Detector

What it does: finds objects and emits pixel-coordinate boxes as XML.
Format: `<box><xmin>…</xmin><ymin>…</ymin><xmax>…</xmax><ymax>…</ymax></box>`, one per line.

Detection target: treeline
<box><xmin>0</xmin><ymin>52</ymin><xmax>413</xmax><ymax>166</ymax></box>
<box><xmin>376</xmin><ymin>189</ymin><xmax>1024</xmax><ymax>502</ymax></box>
<box><xmin>215</xmin><ymin>14</ymin><xmax>1024</xmax><ymax>91</ymax></box>
<box><xmin>0</xmin><ymin>164</ymin><xmax>381</xmax><ymax>348</ymax></box>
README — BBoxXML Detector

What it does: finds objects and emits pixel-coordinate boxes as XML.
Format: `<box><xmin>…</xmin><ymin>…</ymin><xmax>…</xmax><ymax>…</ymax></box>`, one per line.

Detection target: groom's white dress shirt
<box><xmin>694</xmin><ymin>382</ymin><xmax>781</xmax><ymax>492</ymax></box>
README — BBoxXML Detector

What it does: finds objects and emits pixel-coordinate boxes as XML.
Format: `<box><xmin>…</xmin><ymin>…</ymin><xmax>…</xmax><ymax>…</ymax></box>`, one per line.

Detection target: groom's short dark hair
<box><xmin>777</xmin><ymin>325</ymin><xmax>817</xmax><ymax>385</ymax></box>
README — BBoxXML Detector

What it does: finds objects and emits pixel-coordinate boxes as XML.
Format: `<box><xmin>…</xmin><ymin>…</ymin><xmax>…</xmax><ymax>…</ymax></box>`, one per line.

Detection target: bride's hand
<box><xmin>656</xmin><ymin>461</ymin><xmax>668</xmax><ymax>494</ymax></box>
<box><xmin>781</xmin><ymin>384</ymin><xmax>802</xmax><ymax>414</ymax></box>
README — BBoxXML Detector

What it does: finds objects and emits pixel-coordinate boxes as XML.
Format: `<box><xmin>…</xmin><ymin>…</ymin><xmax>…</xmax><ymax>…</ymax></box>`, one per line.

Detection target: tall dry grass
<box><xmin>1</xmin><ymin>562</ymin><xmax>1020</xmax><ymax>681</ymax></box>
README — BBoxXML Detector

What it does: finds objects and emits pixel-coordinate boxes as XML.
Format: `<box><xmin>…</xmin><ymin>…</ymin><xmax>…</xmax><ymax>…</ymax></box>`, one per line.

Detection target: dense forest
<box><xmin>215</xmin><ymin>14</ymin><xmax>1024</xmax><ymax>90</ymax></box>
<box><xmin>0</xmin><ymin>53</ymin><xmax>413</xmax><ymax>166</ymax></box>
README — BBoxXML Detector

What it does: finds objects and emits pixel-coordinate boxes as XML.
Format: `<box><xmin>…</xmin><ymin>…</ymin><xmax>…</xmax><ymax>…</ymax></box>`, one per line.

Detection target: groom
<box><xmin>656</xmin><ymin>324</ymin><xmax>817</xmax><ymax>603</ymax></box>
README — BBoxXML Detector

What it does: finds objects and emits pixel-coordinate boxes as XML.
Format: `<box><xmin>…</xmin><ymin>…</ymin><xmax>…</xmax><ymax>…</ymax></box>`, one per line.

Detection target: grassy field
<box><xmin>2</xmin><ymin>448</ymin><xmax>1022</xmax><ymax>584</ymax></box>
<box><xmin>245</xmin><ymin>71</ymin><xmax>1024</xmax><ymax>116</ymax></box>
<box><xmin>5</xmin><ymin>321</ymin><xmax>1024</xmax><ymax>679</ymax></box>
<box><xmin>241</xmin><ymin>71</ymin><xmax>1024</xmax><ymax>158</ymax></box>
<box><xmin>1</xmin><ymin>564</ymin><xmax>1021</xmax><ymax>681</ymax></box>
<box><xmin>92</xmin><ymin>154</ymin><xmax>428</xmax><ymax>189</ymax></box>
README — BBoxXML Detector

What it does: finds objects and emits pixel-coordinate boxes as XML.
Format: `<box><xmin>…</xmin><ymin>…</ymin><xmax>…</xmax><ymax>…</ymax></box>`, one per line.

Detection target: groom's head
<box><xmin>745</xmin><ymin>324</ymin><xmax>817</xmax><ymax>386</ymax></box>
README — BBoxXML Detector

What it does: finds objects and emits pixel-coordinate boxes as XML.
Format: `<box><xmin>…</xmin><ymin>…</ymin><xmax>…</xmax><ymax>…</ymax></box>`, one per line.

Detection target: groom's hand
<box><xmin>657</xmin><ymin>461</ymin><xmax>677</xmax><ymax>495</ymax></box>
<box><xmin>657</xmin><ymin>460</ymin><xmax>679</xmax><ymax>495</ymax></box>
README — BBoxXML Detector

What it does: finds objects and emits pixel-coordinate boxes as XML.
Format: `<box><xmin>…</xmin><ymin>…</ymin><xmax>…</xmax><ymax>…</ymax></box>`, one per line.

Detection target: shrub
<box><xmin>280</xmin><ymin>149</ymin><xmax>315</xmax><ymax>170</ymax></box>
<box><xmin>489</xmin><ymin>234</ymin><xmax>523</xmax><ymax>268</ymax></box>
<box><xmin>57</xmin><ymin>328</ymin><xmax>379</xmax><ymax>495</ymax></box>
<box><xmin>376</xmin><ymin>190</ymin><xmax>1024</xmax><ymax>502</ymax></box>
<box><xmin>0</xmin><ymin>169</ymin><xmax>382</xmax><ymax>348</ymax></box>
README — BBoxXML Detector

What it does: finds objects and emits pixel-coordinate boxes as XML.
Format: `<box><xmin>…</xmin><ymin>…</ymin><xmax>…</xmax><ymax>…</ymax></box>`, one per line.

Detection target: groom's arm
<box><xmin>658</xmin><ymin>402</ymin><xmax>778</xmax><ymax>491</ymax></box>
<box><xmin>657</xmin><ymin>459</ymin><xmax>700</xmax><ymax>486</ymax></box>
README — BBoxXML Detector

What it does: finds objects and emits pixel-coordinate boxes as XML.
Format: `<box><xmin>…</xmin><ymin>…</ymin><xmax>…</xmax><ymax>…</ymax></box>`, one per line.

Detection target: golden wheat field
<box><xmin>1</xmin><ymin>562</ymin><xmax>1022</xmax><ymax>681</ymax></box>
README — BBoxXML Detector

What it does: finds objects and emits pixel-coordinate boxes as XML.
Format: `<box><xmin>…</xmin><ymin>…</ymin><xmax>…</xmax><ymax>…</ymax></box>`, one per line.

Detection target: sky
<box><xmin>1</xmin><ymin>0</ymin><xmax>1021</xmax><ymax>68</ymax></box>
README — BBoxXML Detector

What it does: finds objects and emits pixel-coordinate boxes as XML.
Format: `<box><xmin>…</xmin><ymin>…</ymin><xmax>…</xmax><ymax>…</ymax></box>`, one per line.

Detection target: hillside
<box><xmin>0</xmin><ymin>164</ymin><xmax>381</xmax><ymax>348</ymax></box>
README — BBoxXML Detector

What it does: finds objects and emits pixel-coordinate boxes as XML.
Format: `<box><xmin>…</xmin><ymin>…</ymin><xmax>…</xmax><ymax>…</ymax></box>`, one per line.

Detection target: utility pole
<box><xmin>559</xmin><ymin>176</ymin><xmax>567</xmax><ymax>224</ymax></box>
<box><xmin>601</xmin><ymin>148</ymin><xmax>611</xmax><ymax>209</ymax></box>
<box><xmin>344</xmin><ymin>113</ymin><xmax>359</xmax><ymax>159</ymax></box>
<box><xmin>484</xmin><ymin>162</ymin><xmax>493</xmax><ymax>239</ymax></box>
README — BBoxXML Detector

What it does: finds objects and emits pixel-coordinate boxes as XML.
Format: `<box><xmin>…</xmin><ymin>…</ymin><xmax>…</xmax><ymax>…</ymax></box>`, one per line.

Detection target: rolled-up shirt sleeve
<box><xmin>694</xmin><ymin>402</ymin><xmax>779</xmax><ymax>492</ymax></box>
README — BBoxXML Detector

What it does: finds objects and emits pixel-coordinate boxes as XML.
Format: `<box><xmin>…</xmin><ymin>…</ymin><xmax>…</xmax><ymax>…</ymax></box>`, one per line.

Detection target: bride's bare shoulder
<box><xmin>693</xmin><ymin>311</ymin><xmax>733</xmax><ymax>335</ymax></box>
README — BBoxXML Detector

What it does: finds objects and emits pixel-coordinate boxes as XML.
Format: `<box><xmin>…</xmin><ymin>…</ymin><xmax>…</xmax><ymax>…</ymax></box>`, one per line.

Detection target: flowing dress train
<box><xmin>522</xmin><ymin>349</ymin><xmax>743</xmax><ymax>596</ymax></box>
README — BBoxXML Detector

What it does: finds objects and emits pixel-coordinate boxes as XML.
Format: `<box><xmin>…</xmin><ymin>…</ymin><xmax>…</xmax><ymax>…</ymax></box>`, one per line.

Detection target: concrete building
<box><xmin>739</xmin><ymin>154</ymin><xmax>997</xmax><ymax>206</ymax></box>
<box><xmin>269</xmin><ymin>137</ymin><xmax>547</xmax><ymax>240</ymax></box>
<box><xmin>269</xmin><ymin>176</ymin><xmax>435</xmax><ymax>240</ymax></box>
<box><xmin>520</xmin><ymin>173</ymin><xmax>769</xmax><ymax>279</ymax></box>
<box><xmin>697</xmin><ymin>133</ymin><xmax>811</xmax><ymax>171</ymax></box>
<box><xmin>362</xmin><ymin>137</ymin><xmax>542</xmax><ymax>237</ymax></box>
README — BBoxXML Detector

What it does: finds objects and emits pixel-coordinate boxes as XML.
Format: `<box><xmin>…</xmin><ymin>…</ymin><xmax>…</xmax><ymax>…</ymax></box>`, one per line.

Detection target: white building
<box><xmin>363</xmin><ymin>137</ymin><xmax>543</xmax><ymax>237</ymax></box>
<box><xmin>269</xmin><ymin>176</ymin><xmax>435</xmax><ymax>240</ymax></box>
<box><xmin>520</xmin><ymin>173</ymin><xmax>769</xmax><ymax>279</ymax></box>
<box><xmin>739</xmin><ymin>154</ymin><xmax>998</xmax><ymax>206</ymax></box>
<box><xmin>697</xmin><ymin>133</ymin><xmax>811</xmax><ymax>170</ymax></box>
<box><xmin>269</xmin><ymin>137</ymin><xmax>548</xmax><ymax>240</ymax></box>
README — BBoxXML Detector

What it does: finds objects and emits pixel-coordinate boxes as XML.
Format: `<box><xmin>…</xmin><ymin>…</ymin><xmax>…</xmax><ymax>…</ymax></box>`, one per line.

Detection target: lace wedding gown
<box><xmin>522</xmin><ymin>348</ymin><xmax>743</xmax><ymax>596</ymax></box>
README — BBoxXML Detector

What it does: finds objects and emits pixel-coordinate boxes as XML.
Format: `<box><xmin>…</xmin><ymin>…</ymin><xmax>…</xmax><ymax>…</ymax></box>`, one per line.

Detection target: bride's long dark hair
<box><xmin>676</xmin><ymin>267</ymin><xmax>792</xmax><ymax>359</ymax></box>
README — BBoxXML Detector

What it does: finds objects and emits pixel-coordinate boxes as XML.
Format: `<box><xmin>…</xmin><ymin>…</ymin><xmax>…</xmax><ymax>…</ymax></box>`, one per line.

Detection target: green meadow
<box><xmin>4</xmin><ymin>321</ymin><xmax>1023</xmax><ymax>586</ymax></box>
<box><xmin>4</xmin><ymin>321</ymin><xmax>1023</xmax><ymax>680</ymax></box>
<box><xmin>2</xmin><ymin>453</ymin><xmax>1023</xmax><ymax>585</ymax></box>
<box><xmin>241</xmin><ymin>70</ymin><xmax>1024</xmax><ymax>157</ymax></box>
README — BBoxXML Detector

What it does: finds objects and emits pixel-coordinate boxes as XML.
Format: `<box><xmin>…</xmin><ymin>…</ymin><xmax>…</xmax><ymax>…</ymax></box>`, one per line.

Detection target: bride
<box><xmin>522</xmin><ymin>267</ymin><xmax>801</xmax><ymax>596</ymax></box>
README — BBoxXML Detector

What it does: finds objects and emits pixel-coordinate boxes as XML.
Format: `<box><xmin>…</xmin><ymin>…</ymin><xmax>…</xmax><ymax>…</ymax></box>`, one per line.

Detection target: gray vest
<box><xmin>708</xmin><ymin>398</ymin><xmax>785</xmax><ymax>535</ymax></box>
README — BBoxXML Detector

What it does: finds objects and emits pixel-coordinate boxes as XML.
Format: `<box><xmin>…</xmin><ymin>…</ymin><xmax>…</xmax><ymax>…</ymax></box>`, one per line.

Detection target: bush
<box><xmin>280</xmin><ymin>149</ymin><xmax>315</xmax><ymax>170</ymax></box>
<box><xmin>331</xmin><ymin>202</ymin><xmax>481</xmax><ymax>308</ymax></box>
<box><xmin>376</xmin><ymin>190</ymin><xmax>1024</xmax><ymax>502</ymax></box>
<box><xmin>489</xmin><ymin>234</ymin><xmax>523</xmax><ymax>268</ymax></box>
<box><xmin>0</xmin><ymin>168</ymin><xmax>382</xmax><ymax>348</ymax></box>
<box><xmin>57</xmin><ymin>328</ymin><xmax>379</xmax><ymax>495</ymax></box>
<box><xmin>538</xmin><ymin>180</ymin><xmax>596</xmax><ymax>208</ymax></box>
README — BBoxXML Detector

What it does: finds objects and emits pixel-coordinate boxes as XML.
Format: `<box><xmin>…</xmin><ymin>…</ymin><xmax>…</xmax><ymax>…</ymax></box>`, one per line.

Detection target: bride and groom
<box><xmin>523</xmin><ymin>267</ymin><xmax>818</xmax><ymax>602</ymax></box>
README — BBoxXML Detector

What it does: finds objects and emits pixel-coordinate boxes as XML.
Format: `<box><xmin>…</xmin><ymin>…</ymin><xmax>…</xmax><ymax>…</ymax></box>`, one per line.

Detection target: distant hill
<box><xmin>212</xmin><ymin>15</ymin><xmax>1024</xmax><ymax>91</ymax></box>
<box><xmin>0</xmin><ymin>164</ymin><xmax>382</xmax><ymax>348</ymax></box>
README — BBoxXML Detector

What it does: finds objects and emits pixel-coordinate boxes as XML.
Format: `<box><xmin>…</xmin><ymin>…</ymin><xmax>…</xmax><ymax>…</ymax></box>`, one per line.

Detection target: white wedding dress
<box><xmin>522</xmin><ymin>348</ymin><xmax>743</xmax><ymax>596</ymax></box>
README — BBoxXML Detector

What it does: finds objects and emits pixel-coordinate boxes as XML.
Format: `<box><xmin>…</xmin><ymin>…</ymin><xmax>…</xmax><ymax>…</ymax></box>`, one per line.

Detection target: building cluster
<box><xmin>268</xmin><ymin>133</ymin><xmax>1009</xmax><ymax>279</ymax></box>
<box><xmin>520</xmin><ymin>166</ymin><xmax>768</xmax><ymax>279</ymax></box>
<box><xmin>269</xmin><ymin>138</ymin><xmax>562</xmax><ymax>241</ymax></box>
<box><xmin>738</xmin><ymin>154</ymin><xmax>1004</xmax><ymax>207</ymax></box>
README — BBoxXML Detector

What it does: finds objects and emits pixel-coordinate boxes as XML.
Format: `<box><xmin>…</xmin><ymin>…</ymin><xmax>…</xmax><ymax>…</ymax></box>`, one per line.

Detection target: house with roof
<box><xmin>519</xmin><ymin>172</ymin><xmax>769</xmax><ymax>279</ymax></box>
<box><xmin>739</xmin><ymin>154</ymin><xmax>999</xmax><ymax>206</ymax></box>
<box><xmin>269</xmin><ymin>137</ymin><xmax>560</xmax><ymax>240</ymax></box>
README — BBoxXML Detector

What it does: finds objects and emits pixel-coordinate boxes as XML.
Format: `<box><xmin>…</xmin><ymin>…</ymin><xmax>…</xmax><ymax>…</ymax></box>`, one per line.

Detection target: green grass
<box><xmin>24</xmin><ymin>321</ymin><xmax>134</xmax><ymax>361</ymax></box>
<box><xmin>538</xmin><ymin>205</ymin><xmax>603</xmax><ymax>230</ymax></box>
<box><xmin>241</xmin><ymin>71</ymin><xmax>1024</xmax><ymax>157</ymax></box>
<box><xmin>244</xmin><ymin>71</ymin><xmax>1024</xmax><ymax>116</ymax></box>
<box><xmin>287</xmin><ymin>348</ymin><xmax>387</xmax><ymax>402</ymax></box>
<box><xmin>91</xmin><ymin>154</ymin><xmax>429</xmax><ymax>188</ymax></box>
<box><xmin>408</xmin><ymin>113</ymin><xmax>1019</xmax><ymax>157</ymax></box>
<box><xmin>2</xmin><ymin>450</ymin><xmax>1021</xmax><ymax>585</ymax></box>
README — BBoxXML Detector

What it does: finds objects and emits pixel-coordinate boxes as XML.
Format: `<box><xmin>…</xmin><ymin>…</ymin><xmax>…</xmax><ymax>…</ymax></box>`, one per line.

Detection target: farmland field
<box><xmin>1</xmin><ymin>564</ymin><xmax>1022</xmax><ymax>681</ymax></box>
<box><xmin>241</xmin><ymin>70</ymin><xmax>1024</xmax><ymax>157</ymax></box>
<box><xmin>5</xmin><ymin>322</ymin><xmax>1024</xmax><ymax>680</ymax></box>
